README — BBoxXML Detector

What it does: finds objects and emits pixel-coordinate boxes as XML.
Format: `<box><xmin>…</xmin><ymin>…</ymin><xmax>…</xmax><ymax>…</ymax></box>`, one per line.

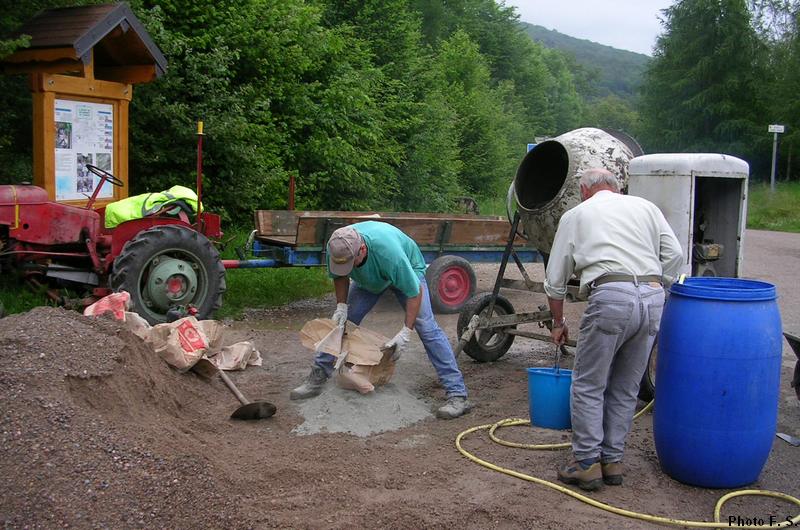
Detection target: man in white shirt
<box><xmin>545</xmin><ymin>167</ymin><xmax>682</xmax><ymax>491</ymax></box>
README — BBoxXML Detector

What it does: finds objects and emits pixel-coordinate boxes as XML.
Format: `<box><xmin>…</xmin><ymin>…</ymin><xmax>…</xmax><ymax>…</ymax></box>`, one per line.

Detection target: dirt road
<box><xmin>1</xmin><ymin>229</ymin><xmax>798</xmax><ymax>529</ymax></box>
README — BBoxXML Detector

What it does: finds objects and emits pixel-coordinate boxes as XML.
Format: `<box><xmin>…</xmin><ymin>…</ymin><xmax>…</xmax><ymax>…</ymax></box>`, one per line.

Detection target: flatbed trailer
<box><xmin>222</xmin><ymin>209</ymin><xmax>540</xmax><ymax>313</ymax></box>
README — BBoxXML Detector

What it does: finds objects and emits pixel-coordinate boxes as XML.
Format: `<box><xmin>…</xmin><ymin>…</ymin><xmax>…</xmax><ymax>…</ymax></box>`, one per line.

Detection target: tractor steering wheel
<box><xmin>85</xmin><ymin>164</ymin><xmax>125</xmax><ymax>187</ymax></box>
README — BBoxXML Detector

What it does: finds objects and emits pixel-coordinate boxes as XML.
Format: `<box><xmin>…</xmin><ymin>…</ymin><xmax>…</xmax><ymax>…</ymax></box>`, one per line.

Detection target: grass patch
<box><xmin>747</xmin><ymin>181</ymin><xmax>800</xmax><ymax>233</ymax></box>
<box><xmin>216</xmin><ymin>267</ymin><xmax>332</xmax><ymax>319</ymax></box>
<box><xmin>475</xmin><ymin>184</ymin><xmax>512</xmax><ymax>218</ymax></box>
<box><xmin>215</xmin><ymin>227</ymin><xmax>333</xmax><ymax>319</ymax></box>
<box><xmin>0</xmin><ymin>275</ymin><xmax>55</xmax><ymax>316</ymax></box>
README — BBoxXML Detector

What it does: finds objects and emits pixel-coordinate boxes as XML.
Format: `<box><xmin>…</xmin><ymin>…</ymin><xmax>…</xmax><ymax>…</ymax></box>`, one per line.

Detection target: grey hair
<box><xmin>579</xmin><ymin>168</ymin><xmax>620</xmax><ymax>192</ymax></box>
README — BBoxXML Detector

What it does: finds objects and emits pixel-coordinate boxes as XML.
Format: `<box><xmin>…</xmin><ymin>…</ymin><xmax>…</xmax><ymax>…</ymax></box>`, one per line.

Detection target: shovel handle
<box><xmin>218</xmin><ymin>370</ymin><xmax>250</xmax><ymax>406</ymax></box>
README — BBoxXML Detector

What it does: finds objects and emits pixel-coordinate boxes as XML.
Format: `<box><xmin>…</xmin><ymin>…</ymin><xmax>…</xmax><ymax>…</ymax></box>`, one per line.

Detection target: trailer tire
<box><xmin>426</xmin><ymin>256</ymin><xmax>476</xmax><ymax>314</ymax></box>
<box><xmin>637</xmin><ymin>338</ymin><xmax>658</xmax><ymax>402</ymax></box>
<box><xmin>457</xmin><ymin>292</ymin><xmax>516</xmax><ymax>362</ymax></box>
<box><xmin>111</xmin><ymin>225</ymin><xmax>226</xmax><ymax>325</ymax></box>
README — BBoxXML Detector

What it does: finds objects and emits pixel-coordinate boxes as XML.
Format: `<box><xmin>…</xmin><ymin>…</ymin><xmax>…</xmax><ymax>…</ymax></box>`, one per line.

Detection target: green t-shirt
<box><xmin>327</xmin><ymin>221</ymin><xmax>426</xmax><ymax>297</ymax></box>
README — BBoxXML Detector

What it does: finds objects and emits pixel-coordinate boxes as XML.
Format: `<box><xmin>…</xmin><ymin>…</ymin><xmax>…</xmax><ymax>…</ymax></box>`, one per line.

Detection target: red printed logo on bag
<box><xmin>176</xmin><ymin>320</ymin><xmax>207</xmax><ymax>352</ymax></box>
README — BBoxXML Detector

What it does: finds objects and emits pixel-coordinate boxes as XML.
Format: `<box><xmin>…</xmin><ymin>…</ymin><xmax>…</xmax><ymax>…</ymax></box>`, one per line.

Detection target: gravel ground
<box><xmin>1</xmin><ymin>229</ymin><xmax>798</xmax><ymax>529</ymax></box>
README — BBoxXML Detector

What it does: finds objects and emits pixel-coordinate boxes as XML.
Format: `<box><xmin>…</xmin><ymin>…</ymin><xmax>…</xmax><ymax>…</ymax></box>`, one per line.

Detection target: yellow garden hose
<box><xmin>456</xmin><ymin>402</ymin><xmax>800</xmax><ymax>529</ymax></box>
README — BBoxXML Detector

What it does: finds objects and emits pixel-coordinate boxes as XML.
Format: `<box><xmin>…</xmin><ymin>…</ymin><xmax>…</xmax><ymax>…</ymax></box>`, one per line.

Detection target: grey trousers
<box><xmin>570</xmin><ymin>281</ymin><xmax>664</xmax><ymax>462</ymax></box>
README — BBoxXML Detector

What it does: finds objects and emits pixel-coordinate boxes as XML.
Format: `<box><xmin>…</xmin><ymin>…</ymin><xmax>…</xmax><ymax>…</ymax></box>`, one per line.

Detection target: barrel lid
<box><xmin>670</xmin><ymin>277</ymin><xmax>776</xmax><ymax>301</ymax></box>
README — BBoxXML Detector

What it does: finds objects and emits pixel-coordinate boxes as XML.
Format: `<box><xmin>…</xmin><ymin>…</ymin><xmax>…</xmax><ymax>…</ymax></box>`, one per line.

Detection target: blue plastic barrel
<box><xmin>653</xmin><ymin>277</ymin><xmax>782</xmax><ymax>488</ymax></box>
<box><xmin>527</xmin><ymin>367</ymin><xmax>572</xmax><ymax>430</ymax></box>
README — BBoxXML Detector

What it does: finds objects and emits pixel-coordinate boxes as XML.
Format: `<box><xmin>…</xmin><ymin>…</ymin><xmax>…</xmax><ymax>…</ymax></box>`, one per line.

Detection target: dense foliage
<box><xmin>2</xmin><ymin>0</ymin><xmax>800</xmax><ymax>226</ymax></box>
<box><xmin>0</xmin><ymin>0</ymin><xmax>585</xmax><ymax>224</ymax></box>
<box><xmin>638</xmin><ymin>0</ymin><xmax>800</xmax><ymax>179</ymax></box>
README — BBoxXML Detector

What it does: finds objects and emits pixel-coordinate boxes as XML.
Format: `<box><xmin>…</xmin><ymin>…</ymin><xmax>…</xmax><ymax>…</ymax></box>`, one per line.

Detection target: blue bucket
<box><xmin>527</xmin><ymin>367</ymin><xmax>572</xmax><ymax>430</ymax></box>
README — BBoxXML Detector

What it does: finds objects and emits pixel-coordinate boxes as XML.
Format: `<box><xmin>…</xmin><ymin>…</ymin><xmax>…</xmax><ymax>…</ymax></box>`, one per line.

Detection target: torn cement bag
<box><xmin>300</xmin><ymin>319</ymin><xmax>396</xmax><ymax>392</ymax></box>
<box><xmin>123</xmin><ymin>311</ymin><xmax>152</xmax><ymax>340</ymax></box>
<box><xmin>197</xmin><ymin>319</ymin><xmax>226</xmax><ymax>352</ymax></box>
<box><xmin>84</xmin><ymin>291</ymin><xmax>131</xmax><ymax>320</ymax></box>
<box><xmin>336</xmin><ymin>349</ymin><xmax>396</xmax><ymax>394</ymax></box>
<box><xmin>124</xmin><ymin>314</ymin><xmax>262</xmax><ymax>372</ymax></box>
<box><xmin>209</xmin><ymin>341</ymin><xmax>263</xmax><ymax>371</ymax></box>
<box><xmin>148</xmin><ymin>316</ymin><xmax>209</xmax><ymax>371</ymax></box>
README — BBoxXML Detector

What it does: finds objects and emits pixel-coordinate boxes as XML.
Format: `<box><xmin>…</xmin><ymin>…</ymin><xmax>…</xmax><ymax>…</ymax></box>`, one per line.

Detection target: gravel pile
<box><xmin>0</xmin><ymin>307</ymin><xmax>254</xmax><ymax>529</ymax></box>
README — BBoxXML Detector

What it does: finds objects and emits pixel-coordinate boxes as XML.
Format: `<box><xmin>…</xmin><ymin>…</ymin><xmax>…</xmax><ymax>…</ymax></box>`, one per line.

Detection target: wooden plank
<box><xmin>97</xmin><ymin>65</ymin><xmax>158</xmax><ymax>84</ymax></box>
<box><xmin>255</xmin><ymin>210</ymin><xmax>300</xmax><ymax>236</ymax></box>
<box><xmin>33</xmin><ymin>73</ymin><xmax>132</xmax><ymax>101</ymax></box>
<box><xmin>297</xmin><ymin>217</ymin><xmax>500</xmax><ymax>246</ymax></box>
<box><xmin>32</xmin><ymin>91</ymin><xmax>55</xmax><ymax>194</ymax></box>
<box><xmin>2</xmin><ymin>46</ymin><xmax>77</xmax><ymax>64</ymax></box>
<box><xmin>254</xmin><ymin>209</ymin><xmax>528</xmax><ymax>247</ymax></box>
<box><xmin>255</xmin><ymin>235</ymin><xmax>297</xmax><ymax>246</ymax></box>
<box><xmin>3</xmin><ymin>59</ymin><xmax>84</xmax><ymax>76</ymax></box>
<box><xmin>291</xmin><ymin>210</ymin><xmax>505</xmax><ymax>221</ymax></box>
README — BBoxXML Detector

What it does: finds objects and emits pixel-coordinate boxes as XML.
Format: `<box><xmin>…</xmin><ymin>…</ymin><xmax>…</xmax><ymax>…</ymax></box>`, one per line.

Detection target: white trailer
<box><xmin>628</xmin><ymin>153</ymin><xmax>749</xmax><ymax>278</ymax></box>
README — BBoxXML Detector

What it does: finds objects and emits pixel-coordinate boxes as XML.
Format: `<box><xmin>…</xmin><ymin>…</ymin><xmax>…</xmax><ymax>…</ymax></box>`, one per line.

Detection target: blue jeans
<box><xmin>314</xmin><ymin>276</ymin><xmax>467</xmax><ymax>397</ymax></box>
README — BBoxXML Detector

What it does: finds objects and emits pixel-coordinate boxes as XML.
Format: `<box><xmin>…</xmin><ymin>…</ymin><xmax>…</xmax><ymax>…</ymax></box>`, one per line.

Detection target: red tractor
<box><xmin>0</xmin><ymin>165</ymin><xmax>226</xmax><ymax>324</ymax></box>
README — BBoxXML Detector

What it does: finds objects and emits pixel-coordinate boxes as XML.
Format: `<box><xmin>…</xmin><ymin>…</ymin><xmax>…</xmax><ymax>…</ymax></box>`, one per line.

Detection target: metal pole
<box><xmin>196</xmin><ymin>121</ymin><xmax>205</xmax><ymax>226</ymax></box>
<box><xmin>770</xmin><ymin>131</ymin><xmax>778</xmax><ymax>193</ymax></box>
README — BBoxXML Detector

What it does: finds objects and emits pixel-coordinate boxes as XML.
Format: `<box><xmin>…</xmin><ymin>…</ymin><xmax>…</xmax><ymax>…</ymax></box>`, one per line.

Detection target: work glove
<box><xmin>332</xmin><ymin>303</ymin><xmax>348</xmax><ymax>328</ymax></box>
<box><xmin>384</xmin><ymin>326</ymin><xmax>412</xmax><ymax>362</ymax></box>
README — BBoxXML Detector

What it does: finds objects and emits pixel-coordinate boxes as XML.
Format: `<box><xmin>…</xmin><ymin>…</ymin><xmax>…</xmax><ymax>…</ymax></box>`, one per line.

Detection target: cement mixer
<box><xmin>454</xmin><ymin>128</ymin><xmax>652</xmax><ymax>398</ymax></box>
<box><xmin>512</xmin><ymin>127</ymin><xmax>638</xmax><ymax>255</ymax></box>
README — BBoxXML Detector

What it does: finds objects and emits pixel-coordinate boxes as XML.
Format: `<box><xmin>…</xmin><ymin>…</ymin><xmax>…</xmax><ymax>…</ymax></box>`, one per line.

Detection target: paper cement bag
<box><xmin>123</xmin><ymin>311</ymin><xmax>152</xmax><ymax>339</ymax></box>
<box><xmin>84</xmin><ymin>291</ymin><xmax>131</xmax><ymax>321</ymax></box>
<box><xmin>210</xmin><ymin>341</ymin><xmax>263</xmax><ymax>371</ymax></box>
<box><xmin>300</xmin><ymin>319</ymin><xmax>396</xmax><ymax>392</ymax></box>
<box><xmin>300</xmin><ymin>319</ymin><xmax>386</xmax><ymax>366</ymax></box>
<box><xmin>149</xmin><ymin>316</ymin><xmax>209</xmax><ymax>371</ymax></box>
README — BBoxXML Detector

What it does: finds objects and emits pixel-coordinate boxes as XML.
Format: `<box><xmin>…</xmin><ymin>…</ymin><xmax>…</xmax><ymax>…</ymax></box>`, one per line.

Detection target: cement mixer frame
<box><xmin>453</xmin><ymin>131</ymin><xmax>751</xmax><ymax>403</ymax></box>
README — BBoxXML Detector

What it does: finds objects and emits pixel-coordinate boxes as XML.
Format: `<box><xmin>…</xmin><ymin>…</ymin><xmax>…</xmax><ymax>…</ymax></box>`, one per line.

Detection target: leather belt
<box><xmin>592</xmin><ymin>274</ymin><xmax>662</xmax><ymax>289</ymax></box>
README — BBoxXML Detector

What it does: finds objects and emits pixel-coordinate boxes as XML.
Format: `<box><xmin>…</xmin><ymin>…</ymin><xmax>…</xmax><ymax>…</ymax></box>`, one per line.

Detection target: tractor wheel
<box><xmin>426</xmin><ymin>256</ymin><xmax>476</xmax><ymax>314</ymax></box>
<box><xmin>637</xmin><ymin>338</ymin><xmax>658</xmax><ymax>402</ymax></box>
<box><xmin>456</xmin><ymin>292</ymin><xmax>516</xmax><ymax>362</ymax></box>
<box><xmin>111</xmin><ymin>225</ymin><xmax>225</xmax><ymax>325</ymax></box>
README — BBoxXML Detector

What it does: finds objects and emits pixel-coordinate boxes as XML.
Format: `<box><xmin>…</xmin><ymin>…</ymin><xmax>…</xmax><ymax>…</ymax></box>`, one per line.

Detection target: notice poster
<box><xmin>54</xmin><ymin>99</ymin><xmax>114</xmax><ymax>201</ymax></box>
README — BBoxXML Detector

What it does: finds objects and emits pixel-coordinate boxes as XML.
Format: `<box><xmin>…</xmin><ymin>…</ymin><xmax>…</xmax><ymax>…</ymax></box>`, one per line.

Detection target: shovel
<box><xmin>776</xmin><ymin>432</ymin><xmax>800</xmax><ymax>447</ymax></box>
<box><xmin>192</xmin><ymin>358</ymin><xmax>277</xmax><ymax>420</ymax></box>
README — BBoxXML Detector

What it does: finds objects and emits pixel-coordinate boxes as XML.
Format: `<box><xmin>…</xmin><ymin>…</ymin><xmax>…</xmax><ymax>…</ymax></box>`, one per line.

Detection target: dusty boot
<box><xmin>289</xmin><ymin>366</ymin><xmax>328</xmax><ymax>400</ymax></box>
<box><xmin>601</xmin><ymin>461</ymin><xmax>624</xmax><ymax>486</ymax></box>
<box><xmin>436</xmin><ymin>396</ymin><xmax>472</xmax><ymax>419</ymax></box>
<box><xmin>557</xmin><ymin>459</ymin><xmax>603</xmax><ymax>491</ymax></box>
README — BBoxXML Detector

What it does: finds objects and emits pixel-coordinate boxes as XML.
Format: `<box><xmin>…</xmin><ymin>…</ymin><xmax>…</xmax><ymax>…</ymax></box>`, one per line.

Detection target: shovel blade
<box><xmin>776</xmin><ymin>432</ymin><xmax>800</xmax><ymax>447</ymax></box>
<box><xmin>231</xmin><ymin>401</ymin><xmax>277</xmax><ymax>420</ymax></box>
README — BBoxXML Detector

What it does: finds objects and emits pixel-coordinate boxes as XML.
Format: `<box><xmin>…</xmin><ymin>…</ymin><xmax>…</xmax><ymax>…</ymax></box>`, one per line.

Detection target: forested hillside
<box><xmin>0</xmin><ymin>0</ymin><xmax>585</xmax><ymax>224</ymax></box>
<box><xmin>521</xmin><ymin>23</ymin><xmax>649</xmax><ymax>102</ymax></box>
<box><xmin>1</xmin><ymin>0</ymin><xmax>799</xmax><ymax>225</ymax></box>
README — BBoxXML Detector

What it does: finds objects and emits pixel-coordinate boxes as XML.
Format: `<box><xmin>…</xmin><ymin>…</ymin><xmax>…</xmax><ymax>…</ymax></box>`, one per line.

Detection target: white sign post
<box><xmin>768</xmin><ymin>124</ymin><xmax>785</xmax><ymax>192</ymax></box>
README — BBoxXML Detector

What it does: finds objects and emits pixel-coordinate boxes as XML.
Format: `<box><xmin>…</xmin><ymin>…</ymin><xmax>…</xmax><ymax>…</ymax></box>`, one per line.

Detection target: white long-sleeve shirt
<box><xmin>544</xmin><ymin>190</ymin><xmax>683</xmax><ymax>300</ymax></box>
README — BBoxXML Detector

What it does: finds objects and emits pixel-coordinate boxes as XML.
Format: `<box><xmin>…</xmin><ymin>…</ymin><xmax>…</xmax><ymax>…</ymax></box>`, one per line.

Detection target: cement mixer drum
<box><xmin>513</xmin><ymin>127</ymin><xmax>635</xmax><ymax>254</ymax></box>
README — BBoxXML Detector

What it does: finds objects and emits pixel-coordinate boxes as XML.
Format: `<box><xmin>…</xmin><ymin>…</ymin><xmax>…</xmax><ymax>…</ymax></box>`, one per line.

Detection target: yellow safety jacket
<box><xmin>104</xmin><ymin>185</ymin><xmax>201</xmax><ymax>229</ymax></box>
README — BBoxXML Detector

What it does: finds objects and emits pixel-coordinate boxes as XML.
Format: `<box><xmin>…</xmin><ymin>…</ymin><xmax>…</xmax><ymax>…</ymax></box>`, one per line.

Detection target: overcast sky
<box><xmin>502</xmin><ymin>0</ymin><xmax>675</xmax><ymax>55</ymax></box>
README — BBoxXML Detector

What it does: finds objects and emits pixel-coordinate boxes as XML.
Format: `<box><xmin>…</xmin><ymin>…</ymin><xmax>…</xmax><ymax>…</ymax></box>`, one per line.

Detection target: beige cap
<box><xmin>327</xmin><ymin>226</ymin><xmax>362</xmax><ymax>276</ymax></box>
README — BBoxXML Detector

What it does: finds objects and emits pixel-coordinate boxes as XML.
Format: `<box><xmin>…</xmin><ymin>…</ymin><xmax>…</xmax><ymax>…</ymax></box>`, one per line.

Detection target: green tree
<box><xmin>582</xmin><ymin>95</ymin><xmax>640</xmax><ymax>135</ymax></box>
<box><xmin>433</xmin><ymin>30</ymin><xmax>518</xmax><ymax>196</ymax></box>
<box><xmin>765</xmin><ymin>8</ymin><xmax>800</xmax><ymax>179</ymax></box>
<box><xmin>639</xmin><ymin>0</ymin><xmax>765</xmax><ymax>162</ymax></box>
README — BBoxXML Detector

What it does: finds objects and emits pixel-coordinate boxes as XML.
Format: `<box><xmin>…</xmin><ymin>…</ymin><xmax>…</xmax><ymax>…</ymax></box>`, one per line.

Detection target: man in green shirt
<box><xmin>290</xmin><ymin>221</ymin><xmax>471</xmax><ymax>419</ymax></box>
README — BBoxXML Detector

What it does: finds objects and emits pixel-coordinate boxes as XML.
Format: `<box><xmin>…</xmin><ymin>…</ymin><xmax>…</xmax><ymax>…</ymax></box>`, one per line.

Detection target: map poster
<box><xmin>54</xmin><ymin>99</ymin><xmax>114</xmax><ymax>201</ymax></box>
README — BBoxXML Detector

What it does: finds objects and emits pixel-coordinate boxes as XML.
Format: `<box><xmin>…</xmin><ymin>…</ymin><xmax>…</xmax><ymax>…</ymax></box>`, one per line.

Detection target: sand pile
<box><xmin>0</xmin><ymin>307</ymin><xmax>255</xmax><ymax>528</ymax></box>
